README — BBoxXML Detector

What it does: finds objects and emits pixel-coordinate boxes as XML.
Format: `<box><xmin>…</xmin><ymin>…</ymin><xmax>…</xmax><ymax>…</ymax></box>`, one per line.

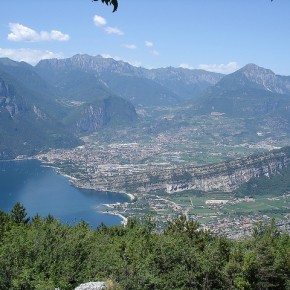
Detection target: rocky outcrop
<box><xmin>74</xmin><ymin>282</ymin><xmax>107</xmax><ymax>290</ymax></box>
<box><xmin>72</xmin><ymin>96</ymin><xmax>137</xmax><ymax>133</ymax></box>
<box><xmin>0</xmin><ymin>78</ymin><xmax>25</xmax><ymax>117</ymax></box>
<box><xmin>75</xmin><ymin>104</ymin><xmax>107</xmax><ymax>133</ymax></box>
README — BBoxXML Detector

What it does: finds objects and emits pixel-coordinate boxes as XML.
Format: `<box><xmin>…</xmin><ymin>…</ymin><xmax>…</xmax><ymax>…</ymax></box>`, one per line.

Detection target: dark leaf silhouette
<box><xmin>93</xmin><ymin>0</ymin><xmax>118</xmax><ymax>12</ymax></box>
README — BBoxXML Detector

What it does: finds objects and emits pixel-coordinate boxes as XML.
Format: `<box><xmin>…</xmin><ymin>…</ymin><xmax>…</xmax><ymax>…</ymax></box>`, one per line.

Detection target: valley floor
<box><xmin>35</xmin><ymin>110</ymin><xmax>290</xmax><ymax>237</ymax></box>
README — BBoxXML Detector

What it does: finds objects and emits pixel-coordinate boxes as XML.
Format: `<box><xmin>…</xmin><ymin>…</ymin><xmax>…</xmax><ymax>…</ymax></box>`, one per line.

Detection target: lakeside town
<box><xmin>99</xmin><ymin>192</ymin><xmax>290</xmax><ymax>239</ymax></box>
<box><xmin>35</xmin><ymin>112</ymin><xmax>290</xmax><ymax>238</ymax></box>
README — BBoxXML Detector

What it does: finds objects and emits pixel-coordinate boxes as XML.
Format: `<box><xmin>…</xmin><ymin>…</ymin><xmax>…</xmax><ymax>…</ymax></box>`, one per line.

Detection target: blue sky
<box><xmin>1</xmin><ymin>0</ymin><xmax>289</xmax><ymax>75</ymax></box>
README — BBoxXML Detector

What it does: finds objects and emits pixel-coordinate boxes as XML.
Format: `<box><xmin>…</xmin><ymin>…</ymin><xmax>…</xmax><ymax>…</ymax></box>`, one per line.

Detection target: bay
<box><xmin>0</xmin><ymin>159</ymin><xmax>129</xmax><ymax>227</ymax></box>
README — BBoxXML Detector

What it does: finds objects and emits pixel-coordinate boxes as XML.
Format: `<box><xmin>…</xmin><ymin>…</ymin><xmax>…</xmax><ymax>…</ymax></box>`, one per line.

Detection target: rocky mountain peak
<box><xmin>234</xmin><ymin>63</ymin><xmax>290</xmax><ymax>94</ymax></box>
<box><xmin>70</xmin><ymin>54</ymin><xmax>110</xmax><ymax>67</ymax></box>
<box><xmin>240</xmin><ymin>63</ymin><xmax>275</xmax><ymax>78</ymax></box>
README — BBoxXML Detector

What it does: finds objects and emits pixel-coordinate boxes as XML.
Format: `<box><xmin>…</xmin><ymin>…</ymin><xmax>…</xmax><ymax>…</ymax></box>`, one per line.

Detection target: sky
<box><xmin>0</xmin><ymin>0</ymin><xmax>289</xmax><ymax>75</ymax></box>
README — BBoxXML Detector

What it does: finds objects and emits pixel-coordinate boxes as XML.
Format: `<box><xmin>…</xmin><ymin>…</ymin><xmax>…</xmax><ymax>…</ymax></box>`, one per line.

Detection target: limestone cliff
<box><xmin>69</xmin><ymin>96</ymin><xmax>137</xmax><ymax>134</ymax></box>
<box><xmin>74</xmin><ymin>147</ymin><xmax>290</xmax><ymax>194</ymax></box>
<box><xmin>166</xmin><ymin>148</ymin><xmax>290</xmax><ymax>193</ymax></box>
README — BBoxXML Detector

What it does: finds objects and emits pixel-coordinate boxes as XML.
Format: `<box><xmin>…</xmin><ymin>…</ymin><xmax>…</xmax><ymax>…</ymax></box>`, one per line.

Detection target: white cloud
<box><xmin>7</xmin><ymin>23</ymin><xmax>70</xmax><ymax>42</ymax></box>
<box><xmin>101</xmin><ymin>53</ymin><xmax>114</xmax><ymax>59</ymax></box>
<box><xmin>150</xmin><ymin>50</ymin><xmax>160</xmax><ymax>56</ymax></box>
<box><xmin>93</xmin><ymin>15</ymin><xmax>124</xmax><ymax>36</ymax></box>
<box><xmin>122</xmin><ymin>44</ymin><xmax>137</xmax><ymax>49</ymax></box>
<box><xmin>179</xmin><ymin>63</ymin><xmax>194</xmax><ymax>69</ymax></box>
<box><xmin>93</xmin><ymin>15</ymin><xmax>107</xmax><ymax>26</ymax></box>
<box><xmin>145</xmin><ymin>41</ymin><xmax>153</xmax><ymax>47</ymax></box>
<box><xmin>8</xmin><ymin>23</ymin><xmax>38</xmax><ymax>42</ymax></box>
<box><xmin>197</xmin><ymin>62</ymin><xmax>240</xmax><ymax>74</ymax></box>
<box><xmin>127</xmin><ymin>60</ymin><xmax>142</xmax><ymax>67</ymax></box>
<box><xmin>104</xmin><ymin>26</ymin><xmax>124</xmax><ymax>35</ymax></box>
<box><xmin>101</xmin><ymin>53</ymin><xmax>121</xmax><ymax>61</ymax></box>
<box><xmin>0</xmin><ymin>48</ymin><xmax>63</xmax><ymax>65</ymax></box>
<box><xmin>49</xmin><ymin>30</ymin><xmax>70</xmax><ymax>41</ymax></box>
<box><xmin>180</xmin><ymin>61</ymin><xmax>240</xmax><ymax>74</ymax></box>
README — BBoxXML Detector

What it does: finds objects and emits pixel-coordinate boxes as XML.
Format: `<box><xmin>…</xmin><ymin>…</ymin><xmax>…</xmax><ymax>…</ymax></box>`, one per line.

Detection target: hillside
<box><xmin>0</xmin><ymin>57</ymin><xmax>138</xmax><ymax>159</ymax></box>
<box><xmin>0</xmin><ymin>207</ymin><xmax>289</xmax><ymax>290</ymax></box>
<box><xmin>0</xmin><ymin>69</ymin><xmax>80</xmax><ymax>159</ymax></box>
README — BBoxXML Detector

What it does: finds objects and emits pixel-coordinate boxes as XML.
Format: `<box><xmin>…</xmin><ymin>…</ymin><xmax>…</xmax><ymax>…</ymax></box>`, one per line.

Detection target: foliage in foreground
<box><xmin>0</xmin><ymin>203</ymin><xmax>289</xmax><ymax>290</ymax></box>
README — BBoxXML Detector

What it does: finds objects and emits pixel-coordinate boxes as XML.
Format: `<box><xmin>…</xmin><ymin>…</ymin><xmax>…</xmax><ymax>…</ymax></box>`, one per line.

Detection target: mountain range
<box><xmin>35</xmin><ymin>54</ymin><xmax>223</xmax><ymax>106</ymax></box>
<box><xmin>1</xmin><ymin>54</ymin><xmax>290</xmax><ymax>159</ymax></box>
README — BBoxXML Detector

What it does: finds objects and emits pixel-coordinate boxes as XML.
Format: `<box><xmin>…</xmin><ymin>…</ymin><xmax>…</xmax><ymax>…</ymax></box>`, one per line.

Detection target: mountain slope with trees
<box><xmin>0</xmin><ymin>206</ymin><xmax>289</xmax><ymax>290</ymax></box>
<box><xmin>0</xmin><ymin>57</ymin><xmax>138</xmax><ymax>159</ymax></box>
<box><xmin>0</xmin><ymin>62</ymin><xmax>80</xmax><ymax>159</ymax></box>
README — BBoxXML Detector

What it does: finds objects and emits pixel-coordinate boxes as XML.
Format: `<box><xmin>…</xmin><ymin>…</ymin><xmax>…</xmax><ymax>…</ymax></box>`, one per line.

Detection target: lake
<box><xmin>0</xmin><ymin>159</ymin><xmax>129</xmax><ymax>227</ymax></box>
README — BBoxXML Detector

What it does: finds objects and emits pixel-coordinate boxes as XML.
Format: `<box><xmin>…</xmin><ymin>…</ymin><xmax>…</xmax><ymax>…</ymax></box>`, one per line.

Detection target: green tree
<box><xmin>10</xmin><ymin>202</ymin><xmax>30</xmax><ymax>224</ymax></box>
<box><xmin>0</xmin><ymin>210</ymin><xmax>11</xmax><ymax>238</ymax></box>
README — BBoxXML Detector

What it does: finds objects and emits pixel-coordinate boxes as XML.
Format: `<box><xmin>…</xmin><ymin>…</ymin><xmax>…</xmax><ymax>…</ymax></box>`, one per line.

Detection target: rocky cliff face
<box><xmin>0</xmin><ymin>75</ymin><xmax>81</xmax><ymax>160</ymax></box>
<box><xmin>67</xmin><ymin>96</ymin><xmax>137</xmax><ymax>134</ymax></box>
<box><xmin>74</xmin><ymin>147</ymin><xmax>290</xmax><ymax>194</ymax></box>
<box><xmin>0</xmin><ymin>78</ymin><xmax>25</xmax><ymax>117</ymax></box>
<box><xmin>75</xmin><ymin>104</ymin><xmax>107</xmax><ymax>133</ymax></box>
<box><xmin>166</xmin><ymin>149</ymin><xmax>290</xmax><ymax>193</ymax></box>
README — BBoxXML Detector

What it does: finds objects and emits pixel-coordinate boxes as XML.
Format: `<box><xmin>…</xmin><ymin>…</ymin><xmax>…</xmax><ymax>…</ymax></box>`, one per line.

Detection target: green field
<box><xmin>168</xmin><ymin>191</ymin><xmax>290</xmax><ymax>224</ymax></box>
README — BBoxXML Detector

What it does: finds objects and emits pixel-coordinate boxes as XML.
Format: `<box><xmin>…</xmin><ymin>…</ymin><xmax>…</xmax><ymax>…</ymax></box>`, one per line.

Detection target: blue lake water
<box><xmin>0</xmin><ymin>159</ymin><xmax>129</xmax><ymax>227</ymax></box>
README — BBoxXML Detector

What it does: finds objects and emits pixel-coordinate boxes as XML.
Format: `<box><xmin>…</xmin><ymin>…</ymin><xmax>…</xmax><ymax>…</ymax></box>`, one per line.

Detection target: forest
<box><xmin>0</xmin><ymin>203</ymin><xmax>289</xmax><ymax>290</ymax></box>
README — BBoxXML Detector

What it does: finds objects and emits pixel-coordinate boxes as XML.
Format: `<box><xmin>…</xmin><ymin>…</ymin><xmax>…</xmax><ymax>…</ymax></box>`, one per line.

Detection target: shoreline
<box><xmin>7</xmin><ymin>156</ymin><xmax>134</xmax><ymax>226</ymax></box>
<box><xmin>0</xmin><ymin>156</ymin><xmax>36</xmax><ymax>162</ymax></box>
<box><xmin>39</xmin><ymin>160</ymin><xmax>133</xmax><ymax>226</ymax></box>
<box><xmin>72</xmin><ymin>181</ymin><xmax>136</xmax><ymax>201</ymax></box>
<box><xmin>101</xmin><ymin>207</ymin><xmax>128</xmax><ymax>225</ymax></box>
<box><xmin>1</xmin><ymin>158</ymin><xmax>130</xmax><ymax>227</ymax></box>
<box><xmin>33</xmin><ymin>158</ymin><xmax>136</xmax><ymax>201</ymax></box>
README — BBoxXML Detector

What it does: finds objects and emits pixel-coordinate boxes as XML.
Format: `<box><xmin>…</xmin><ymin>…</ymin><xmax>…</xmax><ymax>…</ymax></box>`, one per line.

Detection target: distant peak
<box><xmin>240</xmin><ymin>63</ymin><xmax>274</xmax><ymax>75</ymax></box>
<box><xmin>243</xmin><ymin>63</ymin><xmax>260</xmax><ymax>69</ymax></box>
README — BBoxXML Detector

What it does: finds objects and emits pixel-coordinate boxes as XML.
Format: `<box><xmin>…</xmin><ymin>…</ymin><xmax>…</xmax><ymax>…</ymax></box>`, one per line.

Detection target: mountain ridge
<box><xmin>36</xmin><ymin>54</ymin><xmax>224</xmax><ymax>105</ymax></box>
<box><xmin>2</xmin><ymin>55</ymin><xmax>290</xmax><ymax>159</ymax></box>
